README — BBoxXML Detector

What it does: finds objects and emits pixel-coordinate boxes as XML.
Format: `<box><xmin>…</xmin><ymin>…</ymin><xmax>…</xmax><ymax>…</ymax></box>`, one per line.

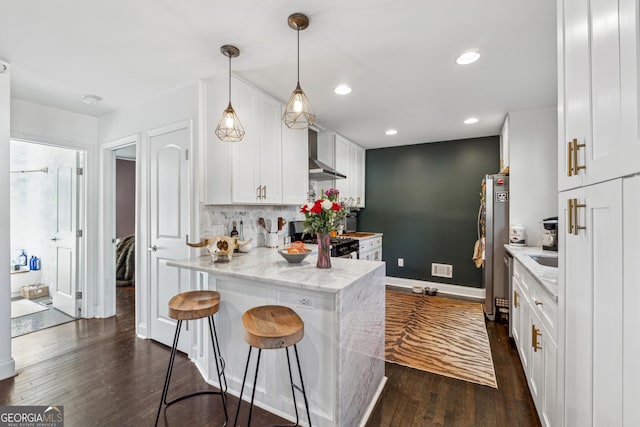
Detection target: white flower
<box><xmin>321</xmin><ymin>199</ymin><xmax>332</xmax><ymax>210</ymax></box>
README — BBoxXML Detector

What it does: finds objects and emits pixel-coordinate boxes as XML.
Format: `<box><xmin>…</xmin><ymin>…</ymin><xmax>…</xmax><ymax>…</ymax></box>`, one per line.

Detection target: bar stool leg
<box><xmin>285</xmin><ymin>347</ymin><xmax>301</xmax><ymax>426</ymax></box>
<box><xmin>293</xmin><ymin>344</ymin><xmax>312</xmax><ymax>427</ymax></box>
<box><xmin>208</xmin><ymin>316</ymin><xmax>228</xmax><ymax>426</ymax></box>
<box><xmin>155</xmin><ymin>319</ymin><xmax>183</xmax><ymax>427</ymax></box>
<box><xmin>209</xmin><ymin>316</ymin><xmax>228</xmax><ymax>393</ymax></box>
<box><xmin>233</xmin><ymin>346</ymin><xmax>253</xmax><ymax>427</ymax></box>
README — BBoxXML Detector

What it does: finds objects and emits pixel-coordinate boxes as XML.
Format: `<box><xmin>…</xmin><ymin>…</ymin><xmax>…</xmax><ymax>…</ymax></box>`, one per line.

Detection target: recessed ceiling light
<box><xmin>82</xmin><ymin>94</ymin><xmax>103</xmax><ymax>105</ymax></box>
<box><xmin>334</xmin><ymin>84</ymin><xmax>352</xmax><ymax>95</ymax></box>
<box><xmin>464</xmin><ymin>117</ymin><xmax>479</xmax><ymax>124</ymax></box>
<box><xmin>456</xmin><ymin>51</ymin><xmax>480</xmax><ymax>65</ymax></box>
<box><xmin>385</xmin><ymin>129</ymin><xmax>398</xmax><ymax>135</ymax></box>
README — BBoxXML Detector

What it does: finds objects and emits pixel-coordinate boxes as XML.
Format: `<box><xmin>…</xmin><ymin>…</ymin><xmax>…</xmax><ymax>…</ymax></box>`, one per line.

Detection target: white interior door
<box><xmin>51</xmin><ymin>151</ymin><xmax>79</xmax><ymax>317</ymax></box>
<box><xmin>149</xmin><ymin>123</ymin><xmax>191</xmax><ymax>350</ymax></box>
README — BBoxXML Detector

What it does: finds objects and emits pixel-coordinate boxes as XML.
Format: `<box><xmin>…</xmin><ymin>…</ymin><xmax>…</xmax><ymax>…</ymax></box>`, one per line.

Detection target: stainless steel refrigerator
<box><xmin>480</xmin><ymin>174</ymin><xmax>509</xmax><ymax>321</ymax></box>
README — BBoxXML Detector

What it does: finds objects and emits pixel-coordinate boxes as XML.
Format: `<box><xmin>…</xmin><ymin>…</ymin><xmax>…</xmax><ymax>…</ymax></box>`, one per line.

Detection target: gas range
<box><xmin>302</xmin><ymin>236</ymin><xmax>360</xmax><ymax>258</ymax></box>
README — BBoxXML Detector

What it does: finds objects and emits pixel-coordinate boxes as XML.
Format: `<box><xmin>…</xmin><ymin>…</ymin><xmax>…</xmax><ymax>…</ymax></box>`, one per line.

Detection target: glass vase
<box><xmin>316</xmin><ymin>232</ymin><xmax>332</xmax><ymax>269</ymax></box>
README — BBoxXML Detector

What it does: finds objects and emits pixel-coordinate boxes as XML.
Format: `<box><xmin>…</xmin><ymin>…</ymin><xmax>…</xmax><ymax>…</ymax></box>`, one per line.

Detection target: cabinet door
<box><xmin>231</xmin><ymin>81</ymin><xmax>261</xmax><ymax>203</ymax></box>
<box><xmin>560</xmin><ymin>0</ymin><xmax>640</xmax><ymax>189</ymax></box>
<box><xmin>561</xmin><ymin>180</ymin><xmax>623</xmax><ymax>427</ymax></box>
<box><xmin>354</xmin><ymin>144</ymin><xmax>366</xmax><ymax>207</ymax></box>
<box><xmin>541</xmin><ymin>332</ymin><xmax>558</xmax><ymax>427</ymax></box>
<box><xmin>623</xmin><ymin>175</ymin><xmax>640</xmax><ymax>426</ymax></box>
<box><xmin>281</xmin><ymin>114</ymin><xmax>309</xmax><ymax>205</ymax></box>
<box><xmin>559</xmin><ymin>0</ymin><xmax>590</xmax><ymax>191</ymax></box>
<box><xmin>205</xmin><ymin>75</ymin><xmax>233</xmax><ymax>204</ymax></box>
<box><xmin>334</xmin><ymin>134</ymin><xmax>350</xmax><ymax>199</ymax></box>
<box><xmin>511</xmin><ymin>278</ymin><xmax>524</xmax><ymax>352</ymax></box>
<box><xmin>259</xmin><ymin>95</ymin><xmax>283</xmax><ymax>204</ymax></box>
<box><xmin>529</xmin><ymin>314</ymin><xmax>544</xmax><ymax>412</ymax></box>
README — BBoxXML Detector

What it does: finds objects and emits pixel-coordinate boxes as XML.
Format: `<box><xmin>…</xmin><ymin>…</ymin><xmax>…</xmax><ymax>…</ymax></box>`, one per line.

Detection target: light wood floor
<box><xmin>1</xmin><ymin>286</ymin><xmax>540</xmax><ymax>427</ymax></box>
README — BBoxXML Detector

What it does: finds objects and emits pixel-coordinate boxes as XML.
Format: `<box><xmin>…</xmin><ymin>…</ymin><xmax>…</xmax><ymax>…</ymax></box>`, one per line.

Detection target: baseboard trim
<box><xmin>385</xmin><ymin>276</ymin><xmax>485</xmax><ymax>301</ymax></box>
<box><xmin>358</xmin><ymin>376</ymin><xmax>388</xmax><ymax>427</ymax></box>
<box><xmin>0</xmin><ymin>357</ymin><xmax>16</xmax><ymax>381</ymax></box>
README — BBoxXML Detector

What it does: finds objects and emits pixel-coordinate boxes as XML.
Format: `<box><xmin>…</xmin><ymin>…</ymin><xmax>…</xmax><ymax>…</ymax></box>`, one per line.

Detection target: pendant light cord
<box><xmin>228</xmin><ymin>53</ymin><xmax>232</xmax><ymax>105</ymax></box>
<box><xmin>297</xmin><ymin>27</ymin><xmax>300</xmax><ymax>84</ymax></box>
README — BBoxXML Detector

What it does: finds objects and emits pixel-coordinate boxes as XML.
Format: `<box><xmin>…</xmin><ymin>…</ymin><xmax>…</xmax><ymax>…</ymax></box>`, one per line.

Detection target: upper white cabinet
<box><xmin>558</xmin><ymin>0</ymin><xmax>640</xmax><ymax>191</ymax></box>
<box><xmin>204</xmin><ymin>76</ymin><xmax>307</xmax><ymax>205</ymax></box>
<box><xmin>281</xmin><ymin>110</ymin><xmax>309</xmax><ymax>205</ymax></box>
<box><xmin>500</xmin><ymin>115</ymin><xmax>510</xmax><ymax>170</ymax></box>
<box><xmin>321</xmin><ymin>132</ymin><xmax>366</xmax><ymax>208</ymax></box>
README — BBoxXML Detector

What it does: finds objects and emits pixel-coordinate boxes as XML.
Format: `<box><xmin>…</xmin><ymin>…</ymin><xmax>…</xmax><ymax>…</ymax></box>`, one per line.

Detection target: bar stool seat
<box><xmin>234</xmin><ymin>305</ymin><xmax>312</xmax><ymax>427</ymax></box>
<box><xmin>155</xmin><ymin>290</ymin><xmax>228</xmax><ymax>427</ymax></box>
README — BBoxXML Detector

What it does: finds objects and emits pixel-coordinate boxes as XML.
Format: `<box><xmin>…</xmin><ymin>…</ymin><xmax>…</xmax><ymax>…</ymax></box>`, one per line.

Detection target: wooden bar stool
<box><xmin>154</xmin><ymin>290</ymin><xmax>228</xmax><ymax>427</ymax></box>
<box><xmin>233</xmin><ymin>305</ymin><xmax>312</xmax><ymax>427</ymax></box>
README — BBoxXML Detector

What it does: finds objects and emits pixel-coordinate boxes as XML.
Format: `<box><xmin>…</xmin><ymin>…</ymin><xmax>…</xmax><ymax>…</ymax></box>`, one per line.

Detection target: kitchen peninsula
<box><xmin>168</xmin><ymin>248</ymin><xmax>386</xmax><ymax>427</ymax></box>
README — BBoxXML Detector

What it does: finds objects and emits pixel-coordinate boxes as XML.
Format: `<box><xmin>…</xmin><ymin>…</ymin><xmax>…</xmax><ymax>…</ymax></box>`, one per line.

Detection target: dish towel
<box><xmin>472</xmin><ymin>238</ymin><xmax>485</xmax><ymax>268</ymax></box>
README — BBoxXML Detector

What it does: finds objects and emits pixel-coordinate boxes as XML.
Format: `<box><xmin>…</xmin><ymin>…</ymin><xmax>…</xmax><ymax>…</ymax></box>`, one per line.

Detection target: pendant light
<box><xmin>215</xmin><ymin>45</ymin><xmax>245</xmax><ymax>142</ymax></box>
<box><xmin>282</xmin><ymin>13</ymin><xmax>316</xmax><ymax>129</ymax></box>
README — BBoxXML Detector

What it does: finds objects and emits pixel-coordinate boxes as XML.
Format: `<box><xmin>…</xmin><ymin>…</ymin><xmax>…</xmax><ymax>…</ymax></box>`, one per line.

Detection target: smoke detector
<box><xmin>82</xmin><ymin>94</ymin><xmax>103</xmax><ymax>105</ymax></box>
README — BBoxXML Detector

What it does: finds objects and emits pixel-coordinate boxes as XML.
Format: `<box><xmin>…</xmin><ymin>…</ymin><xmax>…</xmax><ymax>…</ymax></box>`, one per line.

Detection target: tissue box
<box><xmin>20</xmin><ymin>283</ymin><xmax>49</xmax><ymax>299</ymax></box>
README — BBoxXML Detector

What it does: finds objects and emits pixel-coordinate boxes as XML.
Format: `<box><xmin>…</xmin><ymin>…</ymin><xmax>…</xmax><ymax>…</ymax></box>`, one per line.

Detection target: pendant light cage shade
<box><xmin>216</xmin><ymin>44</ymin><xmax>245</xmax><ymax>142</ymax></box>
<box><xmin>282</xmin><ymin>13</ymin><xmax>315</xmax><ymax>129</ymax></box>
<box><xmin>283</xmin><ymin>83</ymin><xmax>316</xmax><ymax>129</ymax></box>
<box><xmin>215</xmin><ymin>103</ymin><xmax>245</xmax><ymax>142</ymax></box>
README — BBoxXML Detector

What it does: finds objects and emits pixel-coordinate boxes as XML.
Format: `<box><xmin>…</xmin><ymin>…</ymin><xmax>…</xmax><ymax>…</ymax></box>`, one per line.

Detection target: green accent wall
<box><xmin>358</xmin><ymin>136</ymin><xmax>500</xmax><ymax>288</ymax></box>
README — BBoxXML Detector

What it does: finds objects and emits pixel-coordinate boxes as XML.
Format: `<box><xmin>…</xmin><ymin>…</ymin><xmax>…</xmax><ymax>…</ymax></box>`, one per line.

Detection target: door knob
<box><xmin>148</xmin><ymin>245</ymin><xmax>158</xmax><ymax>252</ymax></box>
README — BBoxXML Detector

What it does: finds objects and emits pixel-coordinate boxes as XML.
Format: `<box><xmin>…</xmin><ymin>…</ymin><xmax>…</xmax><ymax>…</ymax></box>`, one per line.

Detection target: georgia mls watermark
<box><xmin>0</xmin><ymin>406</ymin><xmax>63</xmax><ymax>427</ymax></box>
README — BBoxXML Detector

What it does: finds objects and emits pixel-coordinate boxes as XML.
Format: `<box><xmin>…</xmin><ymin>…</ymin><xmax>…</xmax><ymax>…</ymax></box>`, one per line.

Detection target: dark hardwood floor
<box><xmin>1</xmin><ymin>286</ymin><xmax>540</xmax><ymax>427</ymax></box>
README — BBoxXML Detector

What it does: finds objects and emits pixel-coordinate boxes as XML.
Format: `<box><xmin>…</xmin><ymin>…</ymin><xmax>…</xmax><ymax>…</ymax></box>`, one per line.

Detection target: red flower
<box><xmin>331</xmin><ymin>203</ymin><xmax>341</xmax><ymax>211</ymax></box>
<box><xmin>310</xmin><ymin>200</ymin><xmax>323</xmax><ymax>214</ymax></box>
<box><xmin>300</xmin><ymin>204</ymin><xmax>309</xmax><ymax>213</ymax></box>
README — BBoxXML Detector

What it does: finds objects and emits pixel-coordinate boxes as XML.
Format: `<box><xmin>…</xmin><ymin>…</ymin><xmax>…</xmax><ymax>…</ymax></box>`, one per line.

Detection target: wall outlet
<box><xmin>398</xmin><ymin>258</ymin><xmax>404</xmax><ymax>267</ymax></box>
<box><xmin>431</xmin><ymin>263</ymin><xmax>453</xmax><ymax>278</ymax></box>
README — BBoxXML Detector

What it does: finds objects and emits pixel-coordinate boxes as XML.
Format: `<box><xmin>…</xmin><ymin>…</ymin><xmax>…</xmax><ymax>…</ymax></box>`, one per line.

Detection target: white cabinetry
<box><xmin>558</xmin><ymin>0</ymin><xmax>640</xmax><ymax>424</ymax></box>
<box><xmin>320</xmin><ymin>132</ymin><xmax>366</xmax><ymax>208</ymax></box>
<box><xmin>558</xmin><ymin>0</ymin><xmax>640</xmax><ymax>191</ymax></box>
<box><xmin>559</xmin><ymin>180</ymin><xmax>623</xmax><ymax>427</ymax></box>
<box><xmin>281</xmin><ymin>112</ymin><xmax>309</xmax><ymax>205</ymax></box>
<box><xmin>204</xmin><ymin>76</ymin><xmax>308</xmax><ymax>205</ymax></box>
<box><xmin>357</xmin><ymin>235</ymin><xmax>382</xmax><ymax>261</ymax></box>
<box><xmin>231</xmin><ymin>87</ymin><xmax>282</xmax><ymax>204</ymax></box>
<box><xmin>511</xmin><ymin>259</ymin><xmax>559</xmax><ymax>427</ymax></box>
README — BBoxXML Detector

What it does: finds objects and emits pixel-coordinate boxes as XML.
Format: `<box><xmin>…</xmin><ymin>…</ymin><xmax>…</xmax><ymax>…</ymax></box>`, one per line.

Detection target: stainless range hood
<box><xmin>308</xmin><ymin>130</ymin><xmax>346</xmax><ymax>180</ymax></box>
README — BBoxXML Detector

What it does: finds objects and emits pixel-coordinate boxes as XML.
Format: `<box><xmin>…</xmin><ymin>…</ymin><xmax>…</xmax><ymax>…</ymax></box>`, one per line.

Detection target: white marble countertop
<box><xmin>168</xmin><ymin>246</ymin><xmax>386</xmax><ymax>294</ymax></box>
<box><xmin>504</xmin><ymin>245</ymin><xmax>558</xmax><ymax>301</ymax></box>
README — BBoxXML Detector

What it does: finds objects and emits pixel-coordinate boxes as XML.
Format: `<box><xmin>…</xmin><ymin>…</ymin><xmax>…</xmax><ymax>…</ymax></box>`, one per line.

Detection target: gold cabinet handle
<box><xmin>532</xmin><ymin>324</ymin><xmax>542</xmax><ymax>352</ymax></box>
<box><xmin>534</xmin><ymin>300</ymin><xmax>543</xmax><ymax>306</ymax></box>
<box><xmin>262</xmin><ymin>185</ymin><xmax>267</xmax><ymax>199</ymax></box>
<box><xmin>567</xmin><ymin>140</ymin><xmax>574</xmax><ymax>176</ymax></box>
<box><xmin>573</xmin><ymin>138</ymin><xmax>586</xmax><ymax>174</ymax></box>
<box><xmin>514</xmin><ymin>290</ymin><xmax>520</xmax><ymax>308</ymax></box>
<box><xmin>573</xmin><ymin>198</ymin><xmax>587</xmax><ymax>235</ymax></box>
<box><xmin>256</xmin><ymin>186</ymin><xmax>262</xmax><ymax>200</ymax></box>
<box><xmin>568</xmin><ymin>198</ymin><xmax>575</xmax><ymax>234</ymax></box>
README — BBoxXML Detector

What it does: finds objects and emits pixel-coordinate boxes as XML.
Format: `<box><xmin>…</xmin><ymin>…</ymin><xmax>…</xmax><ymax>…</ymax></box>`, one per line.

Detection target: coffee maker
<box><xmin>542</xmin><ymin>216</ymin><xmax>558</xmax><ymax>251</ymax></box>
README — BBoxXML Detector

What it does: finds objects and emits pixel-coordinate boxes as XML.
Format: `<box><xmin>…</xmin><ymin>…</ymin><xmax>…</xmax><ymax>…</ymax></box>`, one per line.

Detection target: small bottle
<box><xmin>18</xmin><ymin>250</ymin><xmax>27</xmax><ymax>266</ymax></box>
<box><xmin>230</xmin><ymin>221</ymin><xmax>239</xmax><ymax>238</ymax></box>
<box><xmin>239</xmin><ymin>220</ymin><xmax>244</xmax><ymax>241</ymax></box>
<box><xmin>29</xmin><ymin>256</ymin><xmax>35</xmax><ymax>270</ymax></box>
<box><xmin>34</xmin><ymin>257</ymin><xmax>41</xmax><ymax>271</ymax></box>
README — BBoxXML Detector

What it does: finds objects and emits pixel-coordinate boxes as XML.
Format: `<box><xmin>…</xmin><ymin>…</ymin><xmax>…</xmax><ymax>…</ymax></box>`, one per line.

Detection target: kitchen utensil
<box><xmin>277</xmin><ymin>217</ymin><xmax>286</xmax><ymax>231</ymax></box>
<box><xmin>266</xmin><ymin>232</ymin><xmax>278</xmax><ymax>248</ymax></box>
<box><xmin>258</xmin><ymin>217</ymin><xmax>268</xmax><ymax>232</ymax></box>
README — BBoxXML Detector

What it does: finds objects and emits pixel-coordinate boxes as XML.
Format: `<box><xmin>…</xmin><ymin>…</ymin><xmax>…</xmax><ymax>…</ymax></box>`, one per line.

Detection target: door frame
<box><xmin>99</xmin><ymin>135</ymin><xmax>141</xmax><ymax>323</ymax></box>
<box><xmin>9</xmin><ymin>137</ymin><xmax>87</xmax><ymax>317</ymax></box>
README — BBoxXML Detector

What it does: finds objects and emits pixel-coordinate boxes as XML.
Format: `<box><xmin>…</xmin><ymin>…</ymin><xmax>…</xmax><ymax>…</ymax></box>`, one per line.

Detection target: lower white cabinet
<box><xmin>357</xmin><ymin>235</ymin><xmax>382</xmax><ymax>261</ymax></box>
<box><xmin>511</xmin><ymin>258</ymin><xmax>558</xmax><ymax>427</ymax></box>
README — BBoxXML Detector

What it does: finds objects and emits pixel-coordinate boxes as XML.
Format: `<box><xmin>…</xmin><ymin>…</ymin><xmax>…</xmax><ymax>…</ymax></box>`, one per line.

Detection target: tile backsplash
<box><xmin>200</xmin><ymin>204</ymin><xmax>305</xmax><ymax>247</ymax></box>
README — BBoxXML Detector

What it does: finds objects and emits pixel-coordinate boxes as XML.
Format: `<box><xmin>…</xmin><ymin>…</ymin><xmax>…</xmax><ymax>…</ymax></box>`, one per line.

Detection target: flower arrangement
<box><xmin>300</xmin><ymin>188</ymin><xmax>348</xmax><ymax>235</ymax></box>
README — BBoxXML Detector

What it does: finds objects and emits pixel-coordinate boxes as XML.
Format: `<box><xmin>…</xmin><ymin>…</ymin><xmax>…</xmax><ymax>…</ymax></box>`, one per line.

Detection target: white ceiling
<box><xmin>0</xmin><ymin>0</ymin><xmax>557</xmax><ymax>149</ymax></box>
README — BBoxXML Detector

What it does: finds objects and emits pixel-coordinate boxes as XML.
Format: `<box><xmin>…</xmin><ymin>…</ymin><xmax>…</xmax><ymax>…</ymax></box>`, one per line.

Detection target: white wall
<box><xmin>0</xmin><ymin>62</ymin><xmax>16</xmax><ymax>381</ymax></box>
<box><xmin>10</xmin><ymin>99</ymin><xmax>99</xmax><ymax>317</ymax></box>
<box><xmin>98</xmin><ymin>81</ymin><xmax>200</xmax><ymax>337</ymax></box>
<box><xmin>508</xmin><ymin>107</ymin><xmax>558</xmax><ymax>247</ymax></box>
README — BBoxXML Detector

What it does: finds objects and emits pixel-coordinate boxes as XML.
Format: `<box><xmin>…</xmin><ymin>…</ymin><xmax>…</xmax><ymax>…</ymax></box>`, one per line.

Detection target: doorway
<box><xmin>113</xmin><ymin>144</ymin><xmax>137</xmax><ymax>315</ymax></box>
<box><xmin>9</xmin><ymin>140</ymin><xmax>85</xmax><ymax>337</ymax></box>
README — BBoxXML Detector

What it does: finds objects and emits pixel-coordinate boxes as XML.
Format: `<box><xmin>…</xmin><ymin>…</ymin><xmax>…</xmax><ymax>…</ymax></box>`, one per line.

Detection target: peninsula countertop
<box><xmin>167</xmin><ymin>246</ymin><xmax>386</xmax><ymax>294</ymax></box>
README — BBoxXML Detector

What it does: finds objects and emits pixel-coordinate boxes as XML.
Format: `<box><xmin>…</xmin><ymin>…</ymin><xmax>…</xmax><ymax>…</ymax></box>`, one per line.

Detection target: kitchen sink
<box><xmin>529</xmin><ymin>255</ymin><xmax>558</xmax><ymax>268</ymax></box>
